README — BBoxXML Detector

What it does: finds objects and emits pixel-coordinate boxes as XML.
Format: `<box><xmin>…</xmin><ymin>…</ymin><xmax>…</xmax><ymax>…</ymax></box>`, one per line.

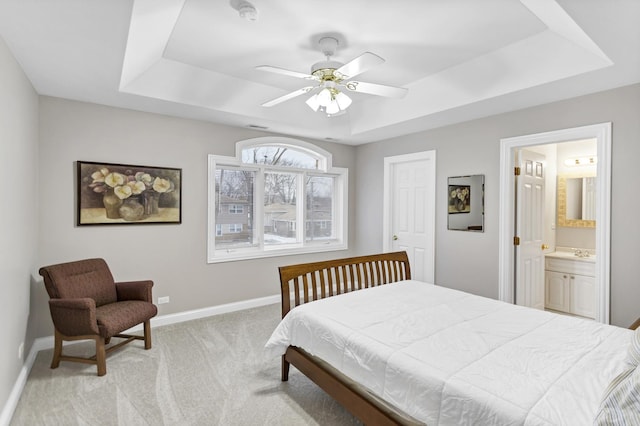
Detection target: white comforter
<box><xmin>265</xmin><ymin>280</ymin><xmax>632</xmax><ymax>425</ymax></box>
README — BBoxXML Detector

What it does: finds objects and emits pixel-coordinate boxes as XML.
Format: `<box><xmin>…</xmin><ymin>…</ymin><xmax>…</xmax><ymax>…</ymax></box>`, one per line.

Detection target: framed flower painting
<box><xmin>447</xmin><ymin>174</ymin><xmax>484</xmax><ymax>232</ymax></box>
<box><xmin>448</xmin><ymin>185</ymin><xmax>471</xmax><ymax>214</ymax></box>
<box><xmin>77</xmin><ymin>161</ymin><xmax>182</xmax><ymax>225</ymax></box>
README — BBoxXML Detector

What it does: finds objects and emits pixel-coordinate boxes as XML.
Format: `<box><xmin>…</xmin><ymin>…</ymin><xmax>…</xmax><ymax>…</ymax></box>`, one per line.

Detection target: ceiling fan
<box><xmin>257</xmin><ymin>37</ymin><xmax>408</xmax><ymax>116</ymax></box>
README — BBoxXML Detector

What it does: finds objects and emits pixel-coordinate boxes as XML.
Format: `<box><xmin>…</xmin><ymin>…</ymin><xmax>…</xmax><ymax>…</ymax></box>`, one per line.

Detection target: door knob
<box><xmin>541</xmin><ymin>244</ymin><xmax>549</xmax><ymax>250</ymax></box>
<box><xmin>393</xmin><ymin>235</ymin><xmax>398</xmax><ymax>241</ymax></box>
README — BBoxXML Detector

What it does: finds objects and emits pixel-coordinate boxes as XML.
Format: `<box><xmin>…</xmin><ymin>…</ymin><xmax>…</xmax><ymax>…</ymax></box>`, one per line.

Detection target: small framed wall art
<box><xmin>77</xmin><ymin>161</ymin><xmax>182</xmax><ymax>226</ymax></box>
<box><xmin>447</xmin><ymin>174</ymin><xmax>484</xmax><ymax>232</ymax></box>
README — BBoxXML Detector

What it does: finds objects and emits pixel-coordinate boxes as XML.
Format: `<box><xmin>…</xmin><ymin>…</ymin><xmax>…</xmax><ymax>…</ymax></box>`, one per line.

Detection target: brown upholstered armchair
<box><xmin>39</xmin><ymin>258</ymin><xmax>158</xmax><ymax>376</ymax></box>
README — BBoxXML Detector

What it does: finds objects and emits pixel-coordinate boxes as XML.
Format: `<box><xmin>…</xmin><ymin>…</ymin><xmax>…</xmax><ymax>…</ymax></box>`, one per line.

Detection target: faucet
<box><xmin>572</xmin><ymin>248</ymin><xmax>590</xmax><ymax>258</ymax></box>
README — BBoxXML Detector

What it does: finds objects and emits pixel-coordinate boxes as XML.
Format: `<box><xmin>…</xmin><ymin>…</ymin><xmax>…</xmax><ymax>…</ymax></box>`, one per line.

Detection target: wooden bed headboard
<box><xmin>278</xmin><ymin>251</ymin><xmax>411</xmax><ymax>318</ymax></box>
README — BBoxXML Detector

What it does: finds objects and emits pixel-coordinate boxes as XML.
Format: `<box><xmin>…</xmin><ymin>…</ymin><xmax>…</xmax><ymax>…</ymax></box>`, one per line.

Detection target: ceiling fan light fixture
<box><xmin>335</xmin><ymin>91</ymin><xmax>352</xmax><ymax>110</ymax></box>
<box><xmin>316</xmin><ymin>88</ymin><xmax>333</xmax><ymax>107</ymax></box>
<box><xmin>305</xmin><ymin>94</ymin><xmax>321</xmax><ymax>112</ymax></box>
<box><xmin>306</xmin><ymin>87</ymin><xmax>352</xmax><ymax>116</ymax></box>
<box><xmin>325</xmin><ymin>101</ymin><xmax>341</xmax><ymax>115</ymax></box>
<box><xmin>257</xmin><ymin>35</ymin><xmax>406</xmax><ymax>113</ymax></box>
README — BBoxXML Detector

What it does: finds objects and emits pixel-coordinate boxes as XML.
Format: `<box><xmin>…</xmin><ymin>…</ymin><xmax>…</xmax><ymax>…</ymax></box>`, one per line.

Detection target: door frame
<box><xmin>383</xmin><ymin>150</ymin><xmax>436</xmax><ymax>283</ymax></box>
<box><xmin>498</xmin><ymin>123</ymin><xmax>611</xmax><ymax>323</ymax></box>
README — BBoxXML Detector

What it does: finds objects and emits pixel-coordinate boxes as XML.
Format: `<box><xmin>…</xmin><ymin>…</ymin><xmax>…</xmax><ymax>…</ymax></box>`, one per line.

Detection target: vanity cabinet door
<box><xmin>545</xmin><ymin>271</ymin><xmax>569</xmax><ymax>313</ymax></box>
<box><xmin>570</xmin><ymin>275</ymin><xmax>596</xmax><ymax>319</ymax></box>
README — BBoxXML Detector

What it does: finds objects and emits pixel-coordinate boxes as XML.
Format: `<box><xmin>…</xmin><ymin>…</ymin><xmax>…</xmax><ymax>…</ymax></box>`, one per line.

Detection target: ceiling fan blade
<box><xmin>336</xmin><ymin>52</ymin><xmax>385</xmax><ymax>79</ymax></box>
<box><xmin>262</xmin><ymin>86</ymin><xmax>316</xmax><ymax>107</ymax></box>
<box><xmin>343</xmin><ymin>80</ymin><xmax>408</xmax><ymax>99</ymax></box>
<box><xmin>256</xmin><ymin>65</ymin><xmax>319</xmax><ymax>81</ymax></box>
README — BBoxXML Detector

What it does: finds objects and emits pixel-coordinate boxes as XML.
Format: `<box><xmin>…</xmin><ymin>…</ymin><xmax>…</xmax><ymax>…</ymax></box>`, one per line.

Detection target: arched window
<box><xmin>208</xmin><ymin>137</ymin><xmax>348</xmax><ymax>262</ymax></box>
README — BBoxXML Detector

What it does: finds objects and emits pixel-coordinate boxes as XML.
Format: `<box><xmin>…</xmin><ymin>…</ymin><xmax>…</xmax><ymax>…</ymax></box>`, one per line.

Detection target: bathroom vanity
<box><xmin>544</xmin><ymin>249</ymin><xmax>596</xmax><ymax>319</ymax></box>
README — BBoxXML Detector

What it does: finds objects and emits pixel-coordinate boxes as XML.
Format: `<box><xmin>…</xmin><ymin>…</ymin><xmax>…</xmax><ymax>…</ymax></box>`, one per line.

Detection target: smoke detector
<box><xmin>230</xmin><ymin>0</ymin><xmax>258</xmax><ymax>21</ymax></box>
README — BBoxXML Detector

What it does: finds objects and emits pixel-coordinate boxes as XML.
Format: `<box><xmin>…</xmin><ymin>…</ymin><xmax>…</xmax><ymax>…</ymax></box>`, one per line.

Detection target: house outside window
<box><xmin>208</xmin><ymin>137</ymin><xmax>348</xmax><ymax>262</ymax></box>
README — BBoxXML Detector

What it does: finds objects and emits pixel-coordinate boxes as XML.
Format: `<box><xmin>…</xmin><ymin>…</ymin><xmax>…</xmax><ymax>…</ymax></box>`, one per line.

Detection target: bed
<box><xmin>265</xmin><ymin>251</ymin><xmax>639</xmax><ymax>425</ymax></box>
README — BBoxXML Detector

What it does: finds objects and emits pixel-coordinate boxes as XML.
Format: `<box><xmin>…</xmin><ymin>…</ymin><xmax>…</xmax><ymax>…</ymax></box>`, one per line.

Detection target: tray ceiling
<box><xmin>0</xmin><ymin>0</ymin><xmax>638</xmax><ymax>144</ymax></box>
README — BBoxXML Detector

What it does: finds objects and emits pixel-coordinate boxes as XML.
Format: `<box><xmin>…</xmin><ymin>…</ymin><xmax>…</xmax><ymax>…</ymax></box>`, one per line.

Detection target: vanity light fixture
<box><xmin>564</xmin><ymin>156</ymin><xmax>597</xmax><ymax>167</ymax></box>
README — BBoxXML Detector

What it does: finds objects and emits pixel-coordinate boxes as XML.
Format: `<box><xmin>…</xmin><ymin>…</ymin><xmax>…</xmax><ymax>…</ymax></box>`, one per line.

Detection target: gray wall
<box><xmin>33</xmin><ymin>96</ymin><xmax>358</xmax><ymax>340</ymax></box>
<box><xmin>355</xmin><ymin>83</ymin><xmax>640</xmax><ymax>328</ymax></box>
<box><xmin>0</xmin><ymin>37</ymin><xmax>39</xmax><ymax>419</ymax></box>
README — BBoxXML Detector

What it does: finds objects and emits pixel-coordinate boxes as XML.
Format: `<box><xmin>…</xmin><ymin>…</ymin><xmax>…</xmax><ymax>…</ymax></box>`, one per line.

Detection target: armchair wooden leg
<box><xmin>51</xmin><ymin>329</ymin><xmax>63</xmax><ymax>369</ymax></box>
<box><xmin>95</xmin><ymin>337</ymin><xmax>106</xmax><ymax>376</ymax></box>
<box><xmin>49</xmin><ymin>322</ymin><xmax>152</xmax><ymax>376</ymax></box>
<box><xmin>143</xmin><ymin>320</ymin><xmax>152</xmax><ymax>350</ymax></box>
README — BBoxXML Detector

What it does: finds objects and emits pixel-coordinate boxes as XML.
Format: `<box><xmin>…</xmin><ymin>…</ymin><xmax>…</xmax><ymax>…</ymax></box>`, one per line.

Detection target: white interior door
<box><xmin>515</xmin><ymin>149</ymin><xmax>546</xmax><ymax>309</ymax></box>
<box><xmin>383</xmin><ymin>151</ymin><xmax>435</xmax><ymax>283</ymax></box>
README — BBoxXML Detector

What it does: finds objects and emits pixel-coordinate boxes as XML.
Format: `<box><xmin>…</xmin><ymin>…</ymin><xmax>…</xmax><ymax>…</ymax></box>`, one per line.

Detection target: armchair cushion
<box><xmin>40</xmin><ymin>258</ymin><xmax>117</xmax><ymax>307</ymax></box>
<box><xmin>96</xmin><ymin>300</ymin><xmax>158</xmax><ymax>339</ymax></box>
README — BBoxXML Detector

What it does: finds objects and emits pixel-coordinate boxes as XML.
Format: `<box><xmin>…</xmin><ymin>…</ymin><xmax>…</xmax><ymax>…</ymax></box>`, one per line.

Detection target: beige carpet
<box><xmin>10</xmin><ymin>304</ymin><xmax>361</xmax><ymax>425</ymax></box>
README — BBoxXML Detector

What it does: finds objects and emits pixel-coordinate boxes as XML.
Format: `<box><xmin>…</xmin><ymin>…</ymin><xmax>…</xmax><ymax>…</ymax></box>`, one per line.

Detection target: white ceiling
<box><xmin>1</xmin><ymin>0</ymin><xmax>639</xmax><ymax>145</ymax></box>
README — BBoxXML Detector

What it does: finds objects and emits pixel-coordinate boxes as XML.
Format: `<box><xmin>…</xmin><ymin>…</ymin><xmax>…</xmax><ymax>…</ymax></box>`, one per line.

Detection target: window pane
<box><xmin>215</xmin><ymin>168</ymin><xmax>255</xmax><ymax>249</ymax></box>
<box><xmin>264</xmin><ymin>172</ymin><xmax>298</xmax><ymax>246</ymax></box>
<box><xmin>306</xmin><ymin>176</ymin><xmax>335</xmax><ymax>242</ymax></box>
<box><xmin>242</xmin><ymin>146</ymin><xmax>318</xmax><ymax>169</ymax></box>
<box><xmin>229</xmin><ymin>204</ymin><xmax>244</xmax><ymax>214</ymax></box>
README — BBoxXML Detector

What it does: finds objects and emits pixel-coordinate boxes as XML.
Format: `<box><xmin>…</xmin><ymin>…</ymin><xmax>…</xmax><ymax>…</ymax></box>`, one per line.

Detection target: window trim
<box><xmin>208</xmin><ymin>137</ymin><xmax>348</xmax><ymax>263</ymax></box>
<box><xmin>235</xmin><ymin>137</ymin><xmax>330</xmax><ymax>170</ymax></box>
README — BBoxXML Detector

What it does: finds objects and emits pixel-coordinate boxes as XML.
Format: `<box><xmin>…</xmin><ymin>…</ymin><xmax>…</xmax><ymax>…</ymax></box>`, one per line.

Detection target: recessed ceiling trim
<box><xmin>350</xmin><ymin>26</ymin><xmax>613</xmax><ymax>135</ymax></box>
<box><xmin>122</xmin><ymin>57</ymin><xmax>277</xmax><ymax>112</ymax></box>
<box><xmin>120</xmin><ymin>0</ymin><xmax>185</xmax><ymax>90</ymax></box>
<box><xmin>520</xmin><ymin>0</ymin><xmax>612</xmax><ymax>62</ymax></box>
<box><xmin>119</xmin><ymin>0</ymin><xmax>615</xmax><ymax>142</ymax></box>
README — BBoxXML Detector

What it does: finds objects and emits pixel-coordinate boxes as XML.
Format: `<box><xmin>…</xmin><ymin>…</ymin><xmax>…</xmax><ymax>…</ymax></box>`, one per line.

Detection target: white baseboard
<box><xmin>0</xmin><ymin>343</ymin><xmax>39</xmax><ymax>426</ymax></box>
<box><xmin>148</xmin><ymin>294</ymin><xmax>280</xmax><ymax>329</ymax></box>
<box><xmin>0</xmin><ymin>294</ymin><xmax>280</xmax><ymax>426</ymax></box>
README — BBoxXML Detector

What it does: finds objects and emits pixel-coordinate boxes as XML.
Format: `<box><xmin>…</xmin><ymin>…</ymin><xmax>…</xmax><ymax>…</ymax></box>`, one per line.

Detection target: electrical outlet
<box><xmin>158</xmin><ymin>296</ymin><xmax>170</xmax><ymax>304</ymax></box>
<box><xmin>18</xmin><ymin>342</ymin><xmax>24</xmax><ymax>360</ymax></box>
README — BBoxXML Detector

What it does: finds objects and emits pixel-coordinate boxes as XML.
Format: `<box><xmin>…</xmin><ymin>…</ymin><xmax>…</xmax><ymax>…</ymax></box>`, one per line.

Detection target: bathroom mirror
<box><xmin>557</xmin><ymin>175</ymin><xmax>596</xmax><ymax>228</ymax></box>
<box><xmin>448</xmin><ymin>175</ymin><xmax>484</xmax><ymax>232</ymax></box>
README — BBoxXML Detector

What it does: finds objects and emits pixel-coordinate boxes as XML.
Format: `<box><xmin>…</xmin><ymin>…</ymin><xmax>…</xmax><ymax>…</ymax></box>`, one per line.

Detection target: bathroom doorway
<box><xmin>498</xmin><ymin>123</ymin><xmax>611</xmax><ymax>324</ymax></box>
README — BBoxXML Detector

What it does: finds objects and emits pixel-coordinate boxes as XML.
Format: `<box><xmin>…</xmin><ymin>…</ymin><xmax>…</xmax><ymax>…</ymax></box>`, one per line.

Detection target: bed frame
<box><xmin>277</xmin><ymin>251</ymin><xmax>640</xmax><ymax>425</ymax></box>
<box><xmin>278</xmin><ymin>251</ymin><xmax>421</xmax><ymax>425</ymax></box>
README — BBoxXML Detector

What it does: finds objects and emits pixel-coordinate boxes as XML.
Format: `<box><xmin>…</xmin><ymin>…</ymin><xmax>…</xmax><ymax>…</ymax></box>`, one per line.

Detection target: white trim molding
<box><xmin>498</xmin><ymin>122</ymin><xmax>611</xmax><ymax>324</ymax></box>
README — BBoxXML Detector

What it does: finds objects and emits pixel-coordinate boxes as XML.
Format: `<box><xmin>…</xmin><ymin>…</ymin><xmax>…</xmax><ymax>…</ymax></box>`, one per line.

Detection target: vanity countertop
<box><xmin>545</xmin><ymin>248</ymin><xmax>596</xmax><ymax>263</ymax></box>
